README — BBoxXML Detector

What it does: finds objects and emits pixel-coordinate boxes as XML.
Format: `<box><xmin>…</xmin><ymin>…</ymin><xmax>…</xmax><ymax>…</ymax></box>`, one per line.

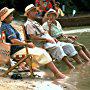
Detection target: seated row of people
<box><xmin>0</xmin><ymin>4</ymin><xmax>89</xmax><ymax>79</ymax></box>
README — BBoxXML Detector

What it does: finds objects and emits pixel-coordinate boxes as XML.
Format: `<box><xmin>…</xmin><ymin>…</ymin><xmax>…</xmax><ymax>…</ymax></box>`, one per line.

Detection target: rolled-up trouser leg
<box><xmin>57</xmin><ymin>42</ymin><xmax>78</xmax><ymax>57</ymax></box>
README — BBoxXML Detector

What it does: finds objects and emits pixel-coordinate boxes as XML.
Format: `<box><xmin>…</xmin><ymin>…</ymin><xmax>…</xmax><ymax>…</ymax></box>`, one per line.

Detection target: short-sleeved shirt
<box><xmin>1</xmin><ymin>22</ymin><xmax>24</xmax><ymax>55</ymax></box>
<box><xmin>42</xmin><ymin>20</ymin><xmax>63</xmax><ymax>38</ymax></box>
<box><xmin>24</xmin><ymin>18</ymin><xmax>56</xmax><ymax>48</ymax></box>
<box><xmin>24</xmin><ymin>18</ymin><xmax>46</xmax><ymax>47</ymax></box>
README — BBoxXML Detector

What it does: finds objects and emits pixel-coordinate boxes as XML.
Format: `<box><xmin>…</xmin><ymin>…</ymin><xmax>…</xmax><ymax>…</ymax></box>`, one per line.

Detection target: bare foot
<box><xmin>54</xmin><ymin>73</ymin><xmax>66</xmax><ymax>79</ymax></box>
<box><xmin>54</xmin><ymin>76</ymin><xmax>70</xmax><ymax>84</ymax></box>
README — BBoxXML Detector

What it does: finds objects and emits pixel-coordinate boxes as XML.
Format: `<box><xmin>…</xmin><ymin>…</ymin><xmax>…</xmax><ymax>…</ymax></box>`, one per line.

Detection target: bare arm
<box><xmin>30</xmin><ymin>34</ymin><xmax>47</xmax><ymax>41</ymax></box>
<box><xmin>30</xmin><ymin>34</ymin><xmax>55</xmax><ymax>43</ymax></box>
<box><xmin>63</xmin><ymin>34</ymin><xmax>78</xmax><ymax>40</ymax></box>
<box><xmin>47</xmin><ymin>21</ymin><xmax>52</xmax><ymax>36</ymax></box>
<box><xmin>11</xmin><ymin>38</ymin><xmax>35</xmax><ymax>48</ymax></box>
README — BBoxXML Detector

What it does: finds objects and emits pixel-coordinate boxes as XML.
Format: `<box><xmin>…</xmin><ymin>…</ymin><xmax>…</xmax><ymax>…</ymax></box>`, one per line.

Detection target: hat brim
<box><xmin>24</xmin><ymin>7</ymin><xmax>36</xmax><ymax>16</ymax></box>
<box><xmin>24</xmin><ymin>11</ymin><xmax>29</xmax><ymax>16</ymax></box>
<box><xmin>1</xmin><ymin>8</ymin><xmax>15</xmax><ymax>21</ymax></box>
<box><xmin>47</xmin><ymin>12</ymin><xmax>57</xmax><ymax>16</ymax></box>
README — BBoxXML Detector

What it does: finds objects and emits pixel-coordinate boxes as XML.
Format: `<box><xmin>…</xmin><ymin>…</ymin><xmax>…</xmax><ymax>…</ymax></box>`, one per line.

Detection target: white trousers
<box><xmin>45</xmin><ymin>41</ymin><xmax>78</xmax><ymax>61</ymax></box>
<box><xmin>12</xmin><ymin>47</ymin><xmax>52</xmax><ymax>65</ymax></box>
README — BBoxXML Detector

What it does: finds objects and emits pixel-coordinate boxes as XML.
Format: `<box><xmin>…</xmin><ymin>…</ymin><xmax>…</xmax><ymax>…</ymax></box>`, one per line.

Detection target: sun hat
<box><xmin>47</xmin><ymin>8</ymin><xmax>57</xmax><ymax>14</ymax></box>
<box><xmin>46</xmin><ymin>8</ymin><xmax>57</xmax><ymax>16</ymax></box>
<box><xmin>0</xmin><ymin>7</ymin><xmax>15</xmax><ymax>21</ymax></box>
<box><xmin>24</xmin><ymin>4</ymin><xmax>36</xmax><ymax>16</ymax></box>
<box><xmin>42</xmin><ymin>8</ymin><xmax>57</xmax><ymax>23</ymax></box>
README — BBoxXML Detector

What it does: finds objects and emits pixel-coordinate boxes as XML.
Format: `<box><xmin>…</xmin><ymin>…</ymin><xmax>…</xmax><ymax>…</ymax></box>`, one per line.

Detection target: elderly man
<box><xmin>0</xmin><ymin>7</ymin><xmax>66</xmax><ymax>79</ymax></box>
<box><xmin>24</xmin><ymin>4</ymin><xmax>83</xmax><ymax>70</ymax></box>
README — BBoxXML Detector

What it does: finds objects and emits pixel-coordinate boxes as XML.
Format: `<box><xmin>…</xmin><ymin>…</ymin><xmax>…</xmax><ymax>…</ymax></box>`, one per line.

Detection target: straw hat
<box><xmin>0</xmin><ymin>7</ymin><xmax>15</xmax><ymax>21</ymax></box>
<box><xmin>24</xmin><ymin>4</ymin><xmax>36</xmax><ymax>16</ymax></box>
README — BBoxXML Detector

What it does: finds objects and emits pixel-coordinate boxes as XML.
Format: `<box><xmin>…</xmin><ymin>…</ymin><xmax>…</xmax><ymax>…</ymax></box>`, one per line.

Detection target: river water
<box><xmin>63</xmin><ymin>63</ymin><xmax>90</xmax><ymax>90</ymax></box>
<box><xmin>76</xmin><ymin>63</ymin><xmax>90</xmax><ymax>90</ymax></box>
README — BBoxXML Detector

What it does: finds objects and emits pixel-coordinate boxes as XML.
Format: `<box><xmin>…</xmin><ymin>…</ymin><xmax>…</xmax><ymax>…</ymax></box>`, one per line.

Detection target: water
<box><xmin>63</xmin><ymin>30</ymin><xmax>90</xmax><ymax>90</ymax></box>
<box><xmin>63</xmin><ymin>28</ymin><xmax>90</xmax><ymax>34</ymax></box>
<box><xmin>63</xmin><ymin>63</ymin><xmax>90</xmax><ymax>90</ymax></box>
<box><xmin>35</xmin><ymin>62</ymin><xmax>90</xmax><ymax>90</ymax></box>
<box><xmin>76</xmin><ymin>63</ymin><xmax>90</xmax><ymax>90</ymax></box>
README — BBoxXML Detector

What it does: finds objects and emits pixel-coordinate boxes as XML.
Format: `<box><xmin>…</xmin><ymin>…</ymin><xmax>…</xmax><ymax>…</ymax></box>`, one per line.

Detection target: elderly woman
<box><xmin>42</xmin><ymin>8</ymin><xmax>90</xmax><ymax>62</ymax></box>
<box><xmin>0</xmin><ymin>7</ymin><xmax>66</xmax><ymax>79</ymax></box>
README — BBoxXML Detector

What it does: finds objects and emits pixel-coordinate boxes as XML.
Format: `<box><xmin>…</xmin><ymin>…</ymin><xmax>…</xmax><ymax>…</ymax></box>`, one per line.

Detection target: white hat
<box><xmin>24</xmin><ymin>4</ymin><xmax>36</xmax><ymax>16</ymax></box>
<box><xmin>44</xmin><ymin>8</ymin><xmax>57</xmax><ymax>19</ymax></box>
<box><xmin>0</xmin><ymin>7</ymin><xmax>15</xmax><ymax>21</ymax></box>
<box><xmin>48</xmin><ymin>8</ymin><xmax>57</xmax><ymax>15</ymax></box>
